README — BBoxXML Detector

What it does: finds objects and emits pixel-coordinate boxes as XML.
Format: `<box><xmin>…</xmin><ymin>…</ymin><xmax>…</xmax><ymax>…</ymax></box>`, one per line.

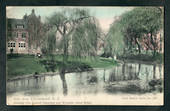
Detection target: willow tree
<box><xmin>46</xmin><ymin>8</ymin><xmax>102</xmax><ymax>95</ymax></box>
<box><xmin>46</xmin><ymin>30</ymin><xmax>56</xmax><ymax>60</ymax></box>
<box><xmin>47</xmin><ymin>8</ymin><xmax>101</xmax><ymax>64</ymax></box>
<box><xmin>104</xmin><ymin>19</ymin><xmax>125</xmax><ymax>59</ymax></box>
<box><xmin>71</xmin><ymin>17</ymin><xmax>101</xmax><ymax>59</ymax></box>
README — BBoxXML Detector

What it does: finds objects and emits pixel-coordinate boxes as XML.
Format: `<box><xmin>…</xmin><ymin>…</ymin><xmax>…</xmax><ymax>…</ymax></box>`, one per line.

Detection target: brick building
<box><xmin>7</xmin><ymin>18</ymin><xmax>29</xmax><ymax>54</ymax></box>
<box><xmin>7</xmin><ymin>9</ymin><xmax>42</xmax><ymax>54</ymax></box>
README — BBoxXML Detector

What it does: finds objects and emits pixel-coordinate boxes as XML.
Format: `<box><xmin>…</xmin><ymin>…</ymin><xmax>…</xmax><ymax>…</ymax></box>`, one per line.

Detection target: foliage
<box><xmin>46</xmin><ymin>30</ymin><xmax>57</xmax><ymax>55</ymax></box>
<box><xmin>104</xmin><ymin>7</ymin><xmax>163</xmax><ymax>58</ymax></box>
<box><xmin>104</xmin><ymin>19</ymin><xmax>125</xmax><ymax>57</ymax></box>
<box><xmin>119</xmin><ymin>7</ymin><xmax>163</xmax><ymax>56</ymax></box>
<box><xmin>7</xmin><ymin>54</ymin><xmax>117</xmax><ymax>78</ymax></box>
<box><xmin>7</xmin><ymin>54</ymin><xmax>46</xmax><ymax>78</ymax></box>
<box><xmin>72</xmin><ymin>17</ymin><xmax>101</xmax><ymax>58</ymax></box>
<box><xmin>46</xmin><ymin>8</ymin><xmax>101</xmax><ymax>64</ymax></box>
<box><xmin>41</xmin><ymin>29</ymin><xmax>57</xmax><ymax>72</ymax></box>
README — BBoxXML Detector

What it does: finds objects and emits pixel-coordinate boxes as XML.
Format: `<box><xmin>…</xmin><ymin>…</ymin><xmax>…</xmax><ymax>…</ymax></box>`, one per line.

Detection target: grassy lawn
<box><xmin>7</xmin><ymin>54</ymin><xmax>47</xmax><ymax>78</ymax></box>
<box><xmin>83</xmin><ymin>57</ymin><xmax>117</xmax><ymax>68</ymax></box>
<box><xmin>7</xmin><ymin>54</ymin><xmax>117</xmax><ymax>78</ymax></box>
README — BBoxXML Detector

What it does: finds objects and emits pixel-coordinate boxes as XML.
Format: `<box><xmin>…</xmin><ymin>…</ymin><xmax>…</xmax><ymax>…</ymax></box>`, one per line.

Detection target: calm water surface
<box><xmin>7</xmin><ymin>62</ymin><xmax>163</xmax><ymax>96</ymax></box>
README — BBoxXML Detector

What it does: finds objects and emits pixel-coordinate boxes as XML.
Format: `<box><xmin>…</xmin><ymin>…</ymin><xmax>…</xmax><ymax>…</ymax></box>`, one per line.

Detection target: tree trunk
<box><xmin>59</xmin><ymin>72</ymin><xmax>68</xmax><ymax>96</ymax></box>
<box><xmin>150</xmin><ymin>32</ymin><xmax>157</xmax><ymax>58</ymax></box>
<box><xmin>153</xmin><ymin>64</ymin><xmax>156</xmax><ymax>79</ymax></box>
<box><xmin>138</xmin><ymin>63</ymin><xmax>141</xmax><ymax>77</ymax></box>
<box><xmin>135</xmin><ymin>38</ymin><xmax>141</xmax><ymax>54</ymax></box>
<box><xmin>122</xmin><ymin>62</ymin><xmax>126</xmax><ymax>80</ymax></box>
<box><xmin>63</xmin><ymin>34</ymin><xmax>68</xmax><ymax>65</ymax></box>
<box><xmin>103</xmin><ymin>69</ymin><xmax>105</xmax><ymax>82</ymax></box>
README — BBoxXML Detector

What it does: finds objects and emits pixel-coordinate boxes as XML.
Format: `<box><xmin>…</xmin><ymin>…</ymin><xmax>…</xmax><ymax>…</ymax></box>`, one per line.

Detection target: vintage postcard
<box><xmin>6</xmin><ymin>6</ymin><xmax>164</xmax><ymax>105</ymax></box>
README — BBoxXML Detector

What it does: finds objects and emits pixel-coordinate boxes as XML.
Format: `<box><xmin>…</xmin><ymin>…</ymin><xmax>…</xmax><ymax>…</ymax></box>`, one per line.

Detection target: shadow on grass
<box><xmin>118</xmin><ymin>53</ymin><xmax>163</xmax><ymax>64</ymax></box>
<box><xmin>100</xmin><ymin>58</ymin><xmax>117</xmax><ymax>64</ymax></box>
<box><xmin>7</xmin><ymin>54</ymin><xmax>34</xmax><ymax>59</ymax></box>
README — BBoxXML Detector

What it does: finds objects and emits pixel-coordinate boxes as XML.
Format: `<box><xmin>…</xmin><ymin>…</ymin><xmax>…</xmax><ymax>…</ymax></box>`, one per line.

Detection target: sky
<box><xmin>6</xmin><ymin>6</ymin><xmax>134</xmax><ymax>32</ymax></box>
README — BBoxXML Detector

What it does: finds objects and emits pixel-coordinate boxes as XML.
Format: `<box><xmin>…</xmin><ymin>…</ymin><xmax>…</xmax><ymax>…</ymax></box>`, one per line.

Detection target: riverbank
<box><xmin>118</xmin><ymin>59</ymin><xmax>163</xmax><ymax>66</ymax></box>
<box><xmin>7</xmin><ymin>68</ymin><xmax>95</xmax><ymax>82</ymax></box>
<box><xmin>118</xmin><ymin>53</ymin><xmax>163</xmax><ymax>65</ymax></box>
<box><xmin>7</xmin><ymin>54</ymin><xmax>117</xmax><ymax>79</ymax></box>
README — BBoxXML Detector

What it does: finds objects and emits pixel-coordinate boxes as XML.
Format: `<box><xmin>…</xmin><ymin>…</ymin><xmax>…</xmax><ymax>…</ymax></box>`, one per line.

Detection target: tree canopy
<box><xmin>45</xmin><ymin>8</ymin><xmax>101</xmax><ymax>62</ymax></box>
<box><xmin>104</xmin><ymin>7</ymin><xmax>163</xmax><ymax>57</ymax></box>
<box><xmin>72</xmin><ymin>17</ymin><xmax>101</xmax><ymax>58</ymax></box>
<box><xmin>120</xmin><ymin>7</ymin><xmax>163</xmax><ymax>55</ymax></box>
<box><xmin>104</xmin><ymin>18</ymin><xmax>125</xmax><ymax>57</ymax></box>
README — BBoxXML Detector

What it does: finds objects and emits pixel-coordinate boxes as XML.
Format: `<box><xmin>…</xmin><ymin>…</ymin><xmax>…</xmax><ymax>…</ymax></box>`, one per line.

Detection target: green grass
<box><xmin>7</xmin><ymin>54</ymin><xmax>117</xmax><ymax>78</ymax></box>
<box><xmin>83</xmin><ymin>57</ymin><xmax>117</xmax><ymax>68</ymax></box>
<box><xmin>7</xmin><ymin>54</ymin><xmax>47</xmax><ymax>78</ymax></box>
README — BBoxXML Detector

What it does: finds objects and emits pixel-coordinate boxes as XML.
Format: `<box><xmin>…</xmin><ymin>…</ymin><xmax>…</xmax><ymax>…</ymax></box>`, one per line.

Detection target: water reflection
<box><xmin>7</xmin><ymin>62</ymin><xmax>163</xmax><ymax>96</ymax></box>
<box><xmin>59</xmin><ymin>73</ymin><xmax>68</xmax><ymax>96</ymax></box>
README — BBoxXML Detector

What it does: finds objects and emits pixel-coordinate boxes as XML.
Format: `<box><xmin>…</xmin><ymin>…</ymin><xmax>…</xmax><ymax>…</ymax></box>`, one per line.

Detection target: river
<box><xmin>7</xmin><ymin>62</ymin><xmax>164</xmax><ymax>105</ymax></box>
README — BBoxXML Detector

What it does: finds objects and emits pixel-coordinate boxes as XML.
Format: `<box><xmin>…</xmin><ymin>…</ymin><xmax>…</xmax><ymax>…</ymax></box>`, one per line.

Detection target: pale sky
<box><xmin>6</xmin><ymin>6</ymin><xmax>134</xmax><ymax>32</ymax></box>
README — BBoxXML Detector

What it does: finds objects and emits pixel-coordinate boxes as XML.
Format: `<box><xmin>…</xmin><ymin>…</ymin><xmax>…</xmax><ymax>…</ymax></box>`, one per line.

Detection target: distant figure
<box><xmin>10</xmin><ymin>48</ymin><xmax>13</xmax><ymax>55</ymax></box>
<box><xmin>114</xmin><ymin>55</ymin><xmax>117</xmax><ymax>60</ymax></box>
<box><xmin>34</xmin><ymin>72</ymin><xmax>39</xmax><ymax>78</ymax></box>
<box><xmin>37</xmin><ymin>53</ymin><xmax>42</xmax><ymax>58</ymax></box>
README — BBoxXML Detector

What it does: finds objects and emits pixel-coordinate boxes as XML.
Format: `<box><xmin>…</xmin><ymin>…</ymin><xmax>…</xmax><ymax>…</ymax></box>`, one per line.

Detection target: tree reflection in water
<box><xmin>159</xmin><ymin>65</ymin><xmax>162</xmax><ymax>79</ymax></box>
<box><xmin>59</xmin><ymin>68</ymin><xmax>68</xmax><ymax>96</ymax></box>
<box><xmin>108</xmin><ymin>68</ymin><xmax>116</xmax><ymax>82</ymax></box>
<box><xmin>7</xmin><ymin>62</ymin><xmax>163</xmax><ymax>96</ymax></box>
<box><xmin>122</xmin><ymin>62</ymin><xmax>126</xmax><ymax>80</ymax></box>
<box><xmin>153</xmin><ymin>64</ymin><xmax>156</xmax><ymax>79</ymax></box>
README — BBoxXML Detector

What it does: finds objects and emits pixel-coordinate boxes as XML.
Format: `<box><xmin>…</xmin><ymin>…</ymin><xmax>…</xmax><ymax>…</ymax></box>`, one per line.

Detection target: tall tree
<box><xmin>119</xmin><ymin>7</ymin><xmax>163</xmax><ymax>56</ymax></box>
<box><xmin>104</xmin><ymin>18</ymin><xmax>125</xmax><ymax>58</ymax></box>
<box><xmin>140</xmin><ymin>7</ymin><xmax>163</xmax><ymax>56</ymax></box>
<box><xmin>47</xmin><ymin>8</ymin><xmax>100</xmax><ymax>64</ymax></box>
<box><xmin>46</xmin><ymin>9</ymin><xmax>101</xmax><ymax>95</ymax></box>
<box><xmin>71</xmin><ymin>17</ymin><xmax>101</xmax><ymax>58</ymax></box>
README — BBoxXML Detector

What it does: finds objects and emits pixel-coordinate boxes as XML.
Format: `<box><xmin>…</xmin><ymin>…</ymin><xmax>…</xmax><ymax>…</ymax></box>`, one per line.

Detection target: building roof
<box><xmin>7</xmin><ymin>18</ymin><xmax>28</xmax><ymax>30</ymax></box>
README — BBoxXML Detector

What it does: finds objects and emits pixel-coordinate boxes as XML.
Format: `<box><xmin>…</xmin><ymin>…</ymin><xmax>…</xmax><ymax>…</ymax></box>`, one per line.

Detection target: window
<box><xmin>21</xmin><ymin>43</ymin><xmax>23</xmax><ymax>47</ymax></box>
<box><xmin>16</xmin><ymin>25</ymin><xmax>24</xmax><ymax>29</ymax></box>
<box><xmin>22</xmin><ymin>33</ymin><xmax>26</xmax><ymax>38</ymax></box>
<box><xmin>19</xmin><ymin>42</ymin><xmax>26</xmax><ymax>48</ymax></box>
<box><xmin>8</xmin><ymin>43</ymin><xmax>10</xmax><ymax>47</ymax></box>
<box><xmin>8</xmin><ymin>42</ymin><xmax>15</xmax><ymax>47</ymax></box>
<box><xmin>13</xmin><ymin>43</ymin><xmax>15</xmax><ymax>47</ymax></box>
